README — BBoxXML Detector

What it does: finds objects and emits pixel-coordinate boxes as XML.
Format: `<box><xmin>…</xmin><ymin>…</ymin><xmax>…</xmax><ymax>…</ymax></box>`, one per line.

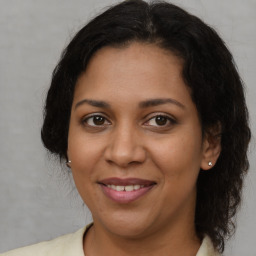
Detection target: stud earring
<box><xmin>208</xmin><ymin>161</ymin><xmax>213</xmax><ymax>166</ymax></box>
<box><xmin>66</xmin><ymin>160</ymin><xmax>71</xmax><ymax>168</ymax></box>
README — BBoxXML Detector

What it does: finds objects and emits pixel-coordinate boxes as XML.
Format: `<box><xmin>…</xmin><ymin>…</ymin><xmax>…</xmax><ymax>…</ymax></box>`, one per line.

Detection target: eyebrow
<box><xmin>75</xmin><ymin>99</ymin><xmax>111</xmax><ymax>109</ymax></box>
<box><xmin>74</xmin><ymin>98</ymin><xmax>185</xmax><ymax>110</ymax></box>
<box><xmin>139</xmin><ymin>98</ymin><xmax>185</xmax><ymax>109</ymax></box>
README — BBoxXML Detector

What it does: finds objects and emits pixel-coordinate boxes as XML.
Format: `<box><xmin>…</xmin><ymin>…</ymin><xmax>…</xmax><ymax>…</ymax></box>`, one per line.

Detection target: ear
<box><xmin>200</xmin><ymin>126</ymin><xmax>221</xmax><ymax>170</ymax></box>
<box><xmin>65</xmin><ymin>150</ymin><xmax>71</xmax><ymax>168</ymax></box>
<box><xmin>66</xmin><ymin>148</ymin><xmax>70</xmax><ymax>161</ymax></box>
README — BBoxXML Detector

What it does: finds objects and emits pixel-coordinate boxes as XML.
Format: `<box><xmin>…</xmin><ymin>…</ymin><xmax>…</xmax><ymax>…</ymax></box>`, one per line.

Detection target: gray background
<box><xmin>0</xmin><ymin>0</ymin><xmax>255</xmax><ymax>255</ymax></box>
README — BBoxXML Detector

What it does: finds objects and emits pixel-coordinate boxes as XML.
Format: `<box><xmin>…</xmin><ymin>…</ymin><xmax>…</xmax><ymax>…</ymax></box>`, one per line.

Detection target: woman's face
<box><xmin>68</xmin><ymin>42</ymin><xmax>212</xmax><ymax>238</ymax></box>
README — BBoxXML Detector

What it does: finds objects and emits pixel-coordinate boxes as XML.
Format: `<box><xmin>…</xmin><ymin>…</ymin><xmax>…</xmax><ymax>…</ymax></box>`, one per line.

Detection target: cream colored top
<box><xmin>1</xmin><ymin>225</ymin><xmax>220</xmax><ymax>256</ymax></box>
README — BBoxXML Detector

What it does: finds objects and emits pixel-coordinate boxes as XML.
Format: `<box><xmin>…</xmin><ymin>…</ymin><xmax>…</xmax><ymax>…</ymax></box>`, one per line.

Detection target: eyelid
<box><xmin>81</xmin><ymin>113</ymin><xmax>111</xmax><ymax>126</ymax></box>
<box><xmin>143</xmin><ymin>113</ymin><xmax>177</xmax><ymax>126</ymax></box>
<box><xmin>80</xmin><ymin>112</ymin><xmax>176</xmax><ymax>128</ymax></box>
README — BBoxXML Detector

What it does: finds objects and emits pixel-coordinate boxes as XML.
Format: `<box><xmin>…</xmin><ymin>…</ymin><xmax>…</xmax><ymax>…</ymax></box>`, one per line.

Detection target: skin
<box><xmin>68</xmin><ymin>42</ymin><xmax>221</xmax><ymax>256</ymax></box>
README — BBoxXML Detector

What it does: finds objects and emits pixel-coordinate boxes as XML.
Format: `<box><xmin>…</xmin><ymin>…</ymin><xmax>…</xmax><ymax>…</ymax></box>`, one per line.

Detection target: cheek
<box><xmin>67</xmin><ymin>127</ymin><xmax>106</xmax><ymax>190</ymax></box>
<box><xmin>68</xmin><ymin>137</ymin><xmax>103</xmax><ymax>206</ymax></box>
<box><xmin>69</xmin><ymin>137</ymin><xmax>103</xmax><ymax>173</ymax></box>
<box><xmin>149</xmin><ymin>132</ymin><xmax>203</xmax><ymax>180</ymax></box>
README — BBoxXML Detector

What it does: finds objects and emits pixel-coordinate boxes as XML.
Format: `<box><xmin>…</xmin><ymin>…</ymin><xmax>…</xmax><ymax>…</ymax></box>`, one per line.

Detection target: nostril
<box><xmin>105</xmin><ymin>159</ymin><xmax>142</xmax><ymax>168</ymax></box>
<box><xmin>103</xmin><ymin>134</ymin><xmax>147</xmax><ymax>167</ymax></box>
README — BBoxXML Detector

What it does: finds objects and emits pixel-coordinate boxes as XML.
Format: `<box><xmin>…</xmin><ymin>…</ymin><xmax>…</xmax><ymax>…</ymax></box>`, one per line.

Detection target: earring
<box><xmin>208</xmin><ymin>161</ymin><xmax>213</xmax><ymax>166</ymax></box>
<box><xmin>66</xmin><ymin>160</ymin><xmax>71</xmax><ymax>168</ymax></box>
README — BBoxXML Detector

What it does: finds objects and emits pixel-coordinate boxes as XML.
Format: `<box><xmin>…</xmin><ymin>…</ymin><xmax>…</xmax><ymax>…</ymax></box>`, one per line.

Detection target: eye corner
<box><xmin>81</xmin><ymin>113</ymin><xmax>111</xmax><ymax>129</ymax></box>
<box><xmin>143</xmin><ymin>113</ymin><xmax>177</xmax><ymax>129</ymax></box>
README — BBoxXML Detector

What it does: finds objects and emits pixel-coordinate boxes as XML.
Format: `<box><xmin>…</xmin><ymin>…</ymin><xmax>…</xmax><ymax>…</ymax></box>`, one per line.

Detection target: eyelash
<box><xmin>81</xmin><ymin>113</ymin><xmax>177</xmax><ymax>129</ymax></box>
<box><xmin>144</xmin><ymin>114</ymin><xmax>177</xmax><ymax>128</ymax></box>
<box><xmin>82</xmin><ymin>114</ymin><xmax>111</xmax><ymax>127</ymax></box>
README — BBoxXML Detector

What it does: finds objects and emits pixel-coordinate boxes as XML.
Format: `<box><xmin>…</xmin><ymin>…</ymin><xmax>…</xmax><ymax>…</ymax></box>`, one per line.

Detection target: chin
<box><xmin>94</xmin><ymin>210</ymin><xmax>158</xmax><ymax>238</ymax></box>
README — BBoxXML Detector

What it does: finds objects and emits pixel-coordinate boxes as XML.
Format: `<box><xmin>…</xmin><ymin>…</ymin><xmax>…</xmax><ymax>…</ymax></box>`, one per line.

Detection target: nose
<box><xmin>104</xmin><ymin>125</ymin><xmax>146</xmax><ymax>168</ymax></box>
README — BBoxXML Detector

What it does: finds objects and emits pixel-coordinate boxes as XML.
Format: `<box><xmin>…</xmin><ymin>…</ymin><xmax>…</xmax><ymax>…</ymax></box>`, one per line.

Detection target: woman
<box><xmin>1</xmin><ymin>0</ymin><xmax>251</xmax><ymax>255</ymax></box>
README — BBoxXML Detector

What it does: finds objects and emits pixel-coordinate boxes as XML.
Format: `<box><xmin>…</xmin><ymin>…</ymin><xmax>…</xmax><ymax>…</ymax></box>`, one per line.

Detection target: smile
<box><xmin>98</xmin><ymin>178</ymin><xmax>156</xmax><ymax>203</ymax></box>
<box><xmin>106</xmin><ymin>184</ymin><xmax>144</xmax><ymax>191</ymax></box>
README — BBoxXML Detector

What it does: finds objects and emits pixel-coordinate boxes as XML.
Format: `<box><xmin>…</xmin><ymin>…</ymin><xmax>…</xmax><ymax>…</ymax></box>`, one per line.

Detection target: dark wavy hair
<box><xmin>41</xmin><ymin>0</ymin><xmax>251</xmax><ymax>252</ymax></box>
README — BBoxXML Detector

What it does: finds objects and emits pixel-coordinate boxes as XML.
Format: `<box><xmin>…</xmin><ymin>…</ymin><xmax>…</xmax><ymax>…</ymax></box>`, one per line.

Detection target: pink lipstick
<box><xmin>98</xmin><ymin>178</ymin><xmax>156</xmax><ymax>204</ymax></box>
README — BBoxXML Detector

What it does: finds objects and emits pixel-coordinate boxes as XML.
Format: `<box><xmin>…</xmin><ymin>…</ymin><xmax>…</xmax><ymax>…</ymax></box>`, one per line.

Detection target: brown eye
<box><xmin>155</xmin><ymin>116</ymin><xmax>168</xmax><ymax>126</ymax></box>
<box><xmin>93</xmin><ymin>116</ymin><xmax>105</xmax><ymax>125</ymax></box>
<box><xmin>83</xmin><ymin>115</ymin><xmax>110</xmax><ymax>127</ymax></box>
<box><xmin>145</xmin><ymin>114</ymin><xmax>176</xmax><ymax>128</ymax></box>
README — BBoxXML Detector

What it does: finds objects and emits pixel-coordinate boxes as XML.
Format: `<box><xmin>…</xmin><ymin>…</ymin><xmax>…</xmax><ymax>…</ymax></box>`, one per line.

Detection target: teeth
<box><xmin>134</xmin><ymin>185</ymin><xmax>141</xmax><ymax>190</ymax></box>
<box><xmin>106</xmin><ymin>184</ymin><xmax>145</xmax><ymax>191</ymax></box>
<box><xmin>125</xmin><ymin>185</ymin><xmax>133</xmax><ymax>192</ymax></box>
<box><xmin>116</xmin><ymin>185</ymin><xmax>124</xmax><ymax>191</ymax></box>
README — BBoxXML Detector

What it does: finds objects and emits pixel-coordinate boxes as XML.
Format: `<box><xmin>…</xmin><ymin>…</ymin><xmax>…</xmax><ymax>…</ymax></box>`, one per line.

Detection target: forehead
<box><xmin>74</xmin><ymin>42</ymin><xmax>188</xmax><ymax>98</ymax></box>
<box><xmin>72</xmin><ymin>42</ymin><xmax>200</xmax><ymax>129</ymax></box>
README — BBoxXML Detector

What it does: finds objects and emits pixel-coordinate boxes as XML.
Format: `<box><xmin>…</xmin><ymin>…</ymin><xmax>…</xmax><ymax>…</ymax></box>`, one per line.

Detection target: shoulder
<box><xmin>196</xmin><ymin>236</ymin><xmax>221</xmax><ymax>256</ymax></box>
<box><xmin>0</xmin><ymin>227</ymin><xmax>87</xmax><ymax>256</ymax></box>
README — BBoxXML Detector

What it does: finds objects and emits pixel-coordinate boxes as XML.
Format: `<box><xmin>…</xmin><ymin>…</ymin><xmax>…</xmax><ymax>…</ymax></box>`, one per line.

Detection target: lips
<box><xmin>98</xmin><ymin>178</ymin><xmax>156</xmax><ymax>204</ymax></box>
<box><xmin>106</xmin><ymin>184</ymin><xmax>144</xmax><ymax>192</ymax></box>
